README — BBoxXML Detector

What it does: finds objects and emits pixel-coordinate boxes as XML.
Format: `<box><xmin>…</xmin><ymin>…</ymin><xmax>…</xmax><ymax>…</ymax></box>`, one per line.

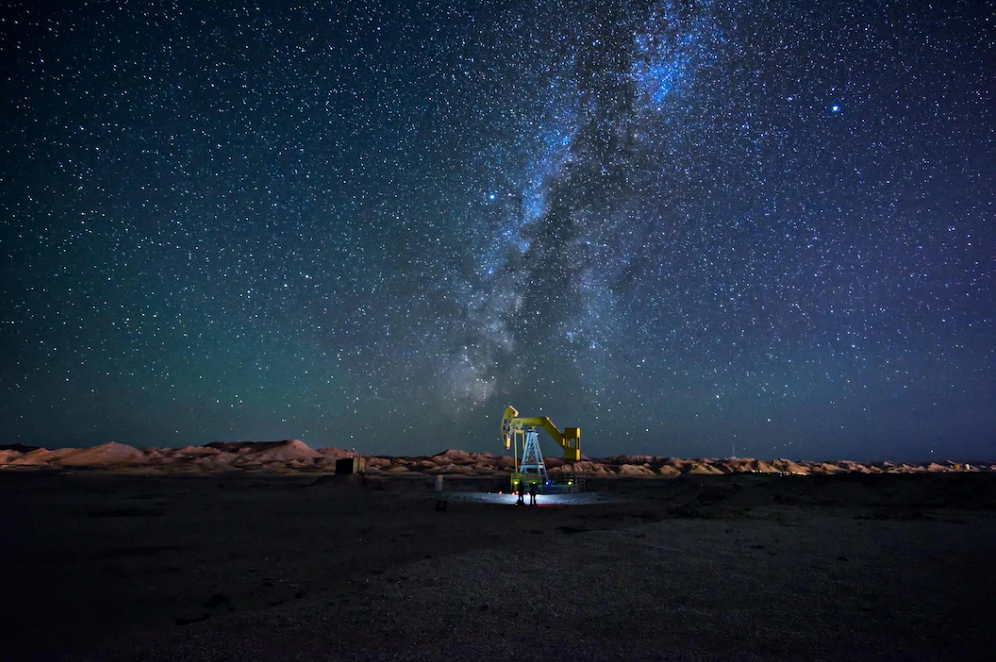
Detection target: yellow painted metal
<box><xmin>500</xmin><ymin>405</ymin><xmax>581</xmax><ymax>461</ymax></box>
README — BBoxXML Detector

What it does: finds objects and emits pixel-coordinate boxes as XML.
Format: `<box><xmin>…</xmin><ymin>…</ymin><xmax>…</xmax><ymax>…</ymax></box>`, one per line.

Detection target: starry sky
<box><xmin>1</xmin><ymin>0</ymin><xmax>994</xmax><ymax>460</ymax></box>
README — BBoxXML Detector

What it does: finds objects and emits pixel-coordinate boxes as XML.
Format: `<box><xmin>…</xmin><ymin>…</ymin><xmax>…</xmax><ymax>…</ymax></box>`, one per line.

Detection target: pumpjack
<box><xmin>500</xmin><ymin>405</ymin><xmax>580</xmax><ymax>492</ymax></box>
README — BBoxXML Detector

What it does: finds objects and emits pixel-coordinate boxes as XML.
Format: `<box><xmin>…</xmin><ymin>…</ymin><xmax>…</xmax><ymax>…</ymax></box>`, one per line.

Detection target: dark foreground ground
<box><xmin>1</xmin><ymin>470</ymin><xmax>995</xmax><ymax>661</ymax></box>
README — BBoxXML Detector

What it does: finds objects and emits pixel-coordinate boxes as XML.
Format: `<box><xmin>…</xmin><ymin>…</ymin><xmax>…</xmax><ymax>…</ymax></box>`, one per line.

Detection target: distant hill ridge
<box><xmin>0</xmin><ymin>440</ymin><xmax>992</xmax><ymax>475</ymax></box>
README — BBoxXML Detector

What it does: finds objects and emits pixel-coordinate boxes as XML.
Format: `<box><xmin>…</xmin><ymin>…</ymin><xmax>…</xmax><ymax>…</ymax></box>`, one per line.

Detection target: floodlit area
<box><xmin>444</xmin><ymin>491</ymin><xmax>618</xmax><ymax>506</ymax></box>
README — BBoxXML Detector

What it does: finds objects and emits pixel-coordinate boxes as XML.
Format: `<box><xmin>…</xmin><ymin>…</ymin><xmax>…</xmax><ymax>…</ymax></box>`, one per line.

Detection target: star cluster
<box><xmin>1</xmin><ymin>1</ymin><xmax>993</xmax><ymax>460</ymax></box>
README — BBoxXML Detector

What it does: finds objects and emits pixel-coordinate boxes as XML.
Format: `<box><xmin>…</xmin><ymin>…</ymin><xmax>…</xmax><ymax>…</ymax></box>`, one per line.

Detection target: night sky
<box><xmin>1</xmin><ymin>1</ymin><xmax>993</xmax><ymax>460</ymax></box>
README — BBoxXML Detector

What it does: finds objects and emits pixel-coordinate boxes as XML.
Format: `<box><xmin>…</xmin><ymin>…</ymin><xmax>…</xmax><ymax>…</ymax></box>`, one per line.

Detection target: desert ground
<box><xmin>2</xmin><ymin>444</ymin><xmax>995</xmax><ymax>661</ymax></box>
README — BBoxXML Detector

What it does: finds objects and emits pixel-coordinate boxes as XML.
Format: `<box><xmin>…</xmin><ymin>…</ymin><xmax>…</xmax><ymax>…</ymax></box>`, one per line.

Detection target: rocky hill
<box><xmin>0</xmin><ymin>441</ymin><xmax>992</xmax><ymax>475</ymax></box>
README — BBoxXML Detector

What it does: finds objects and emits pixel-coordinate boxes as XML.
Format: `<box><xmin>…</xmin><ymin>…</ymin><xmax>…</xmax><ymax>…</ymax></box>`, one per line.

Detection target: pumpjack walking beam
<box><xmin>500</xmin><ymin>405</ymin><xmax>581</xmax><ymax>461</ymax></box>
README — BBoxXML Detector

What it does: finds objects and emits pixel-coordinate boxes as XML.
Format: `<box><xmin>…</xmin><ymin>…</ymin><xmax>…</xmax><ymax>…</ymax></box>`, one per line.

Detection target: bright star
<box><xmin>831</xmin><ymin>104</ymin><xmax>840</xmax><ymax>112</ymax></box>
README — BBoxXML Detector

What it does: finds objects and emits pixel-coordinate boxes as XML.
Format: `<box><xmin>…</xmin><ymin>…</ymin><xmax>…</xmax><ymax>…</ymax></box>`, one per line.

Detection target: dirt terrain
<box><xmin>2</xmin><ymin>470</ymin><xmax>995</xmax><ymax>661</ymax></box>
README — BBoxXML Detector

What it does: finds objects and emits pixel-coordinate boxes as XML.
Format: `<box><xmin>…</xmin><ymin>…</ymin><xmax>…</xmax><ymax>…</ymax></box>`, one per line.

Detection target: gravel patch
<box><xmin>83</xmin><ymin>515</ymin><xmax>995</xmax><ymax>662</ymax></box>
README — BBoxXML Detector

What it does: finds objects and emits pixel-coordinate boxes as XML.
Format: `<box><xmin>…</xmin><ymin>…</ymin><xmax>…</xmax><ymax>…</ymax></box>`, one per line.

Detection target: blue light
<box><xmin>831</xmin><ymin>104</ymin><xmax>840</xmax><ymax>113</ymax></box>
<box><xmin>488</xmin><ymin>193</ymin><xmax>496</xmax><ymax>200</ymax></box>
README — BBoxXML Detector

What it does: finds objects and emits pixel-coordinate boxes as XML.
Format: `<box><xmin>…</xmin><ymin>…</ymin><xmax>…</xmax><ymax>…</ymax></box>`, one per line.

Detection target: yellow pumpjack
<box><xmin>500</xmin><ymin>405</ymin><xmax>580</xmax><ymax>491</ymax></box>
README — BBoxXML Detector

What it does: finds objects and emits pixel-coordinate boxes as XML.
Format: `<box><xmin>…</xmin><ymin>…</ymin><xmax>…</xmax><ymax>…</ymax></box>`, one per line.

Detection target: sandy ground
<box><xmin>2</xmin><ymin>471</ymin><xmax>994</xmax><ymax>661</ymax></box>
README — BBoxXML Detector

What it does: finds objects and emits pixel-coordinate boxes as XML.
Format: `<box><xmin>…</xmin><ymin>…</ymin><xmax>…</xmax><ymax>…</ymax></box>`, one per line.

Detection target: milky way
<box><xmin>1</xmin><ymin>1</ymin><xmax>993</xmax><ymax>459</ymax></box>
